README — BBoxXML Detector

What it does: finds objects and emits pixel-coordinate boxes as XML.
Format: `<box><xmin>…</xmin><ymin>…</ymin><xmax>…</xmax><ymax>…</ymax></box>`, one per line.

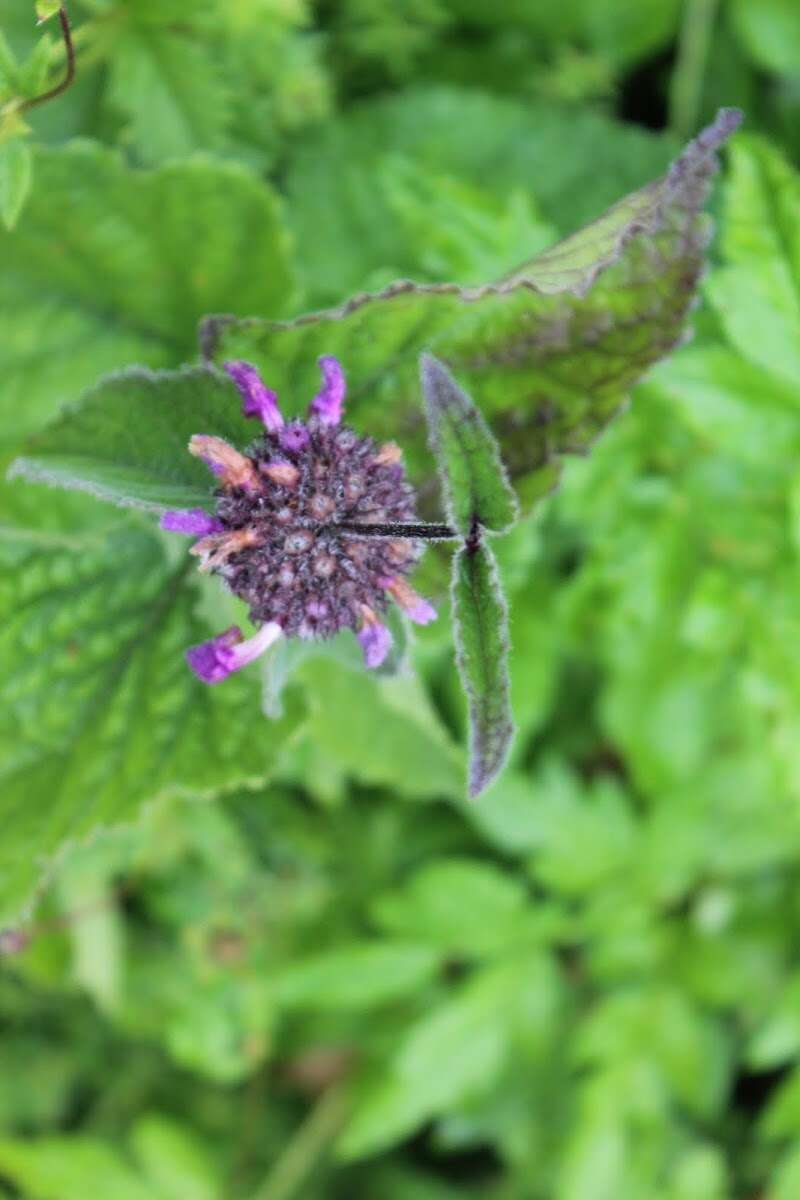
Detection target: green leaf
<box><xmin>208</xmin><ymin>110</ymin><xmax>740</xmax><ymax>513</ymax></box>
<box><xmin>284</xmin><ymin>86</ymin><xmax>679</xmax><ymax>303</ymax></box>
<box><xmin>0</xmin><ymin>142</ymin><xmax>295</xmax><ymax>453</ymax></box>
<box><xmin>371</xmin><ymin>858</ymin><xmax>529</xmax><ymax>957</ymax></box>
<box><xmin>10</xmin><ymin>365</ymin><xmax>249</xmax><ymax>511</ymax></box>
<box><xmin>706</xmin><ymin>135</ymin><xmax>800</xmax><ymax>388</ymax></box>
<box><xmin>0</xmin><ymin>135</ymin><xmax>32</xmax><ymax>231</ymax></box>
<box><xmin>730</xmin><ymin>0</ymin><xmax>800</xmax><ymax>76</ymax></box>
<box><xmin>105</xmin><ymin>25</ymin><xmax>231</xmax><ymax>165</ymax></box>
<box><xmin>277</xmin><ymin>942</ymin><xmax>439</xmax><ymax>1011</ymax></box>
<box><xmin>0</xmin><ymin>519</ymin><xmax>303</xmax><ymax>925</ymax></box>
<box><xmin>0</xmin><ymin>1137</ymin><xmax>154</xmax><ymax>1200</ymax></box>
<box><xmin>452</xmin><ymin>540</ymin><xmax>514</xmax><ymax>799</ymax></box>
<box><xmin>129</xmin><ymin>1114</ymin><xmax>220</xmax><ymax>1200</ymax></box>
<box><xmin>35</xmin><ymin>0</ymin><xmax>61</xmax><ymax>23</ymax></box>
<box><xmin>420</xmin><ymin>353</ymin><xmax>517</xmax><ymax>535</ymax></box>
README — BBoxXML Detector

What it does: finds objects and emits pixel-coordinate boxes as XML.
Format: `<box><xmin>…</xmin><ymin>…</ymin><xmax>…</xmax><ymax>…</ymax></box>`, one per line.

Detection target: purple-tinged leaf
<box><xmin>452</xmin><ymin>537</ymin><xmax>514</xmax><ymax>799</ymax></box>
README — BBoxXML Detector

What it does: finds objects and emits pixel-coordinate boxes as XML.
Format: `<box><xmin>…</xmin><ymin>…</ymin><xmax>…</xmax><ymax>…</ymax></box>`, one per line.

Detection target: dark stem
<box><xmin>20</xmin><ymin>7</ymin><xmax>76</xmax><ymax>113</ymax></box>
<box><xmin>332</xmin><ymin>520</ymin><xmax>457</xmax><ymax>540</ymax></box>
<box><xmin>465</xmin><ymin>516</ymin><xmax>482</xmax><ymax>556</ymax></box>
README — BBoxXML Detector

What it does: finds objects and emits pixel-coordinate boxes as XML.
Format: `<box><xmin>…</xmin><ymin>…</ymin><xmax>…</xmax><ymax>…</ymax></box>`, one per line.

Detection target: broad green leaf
<box><xmin>0</xmin><ymin>135</ymin><xmax>32</xmax><ymax>230</ymax></box>
<box><xmin>277</xmin><ymin>942</ymin><xmax>439</xmax><ymax>1010</ymax></box>
<box><xmin>452</xmin><ymin>540</ymin><xmax>514</xmax><ymax>798</ymax></box>
<box><xmin>10</xmin><ymin>365</ymin><xmax>248</xmax><ymax>511</ymax></box>
<box><xmin>0</xmin><ymin>141</ymin><xmax>295</xmax><ymax>453</ymax></box>
<box><xmin>0</xmin><ymin>519</ymin><xmax>303</xmax><ymax>926</ymax></box>
<box><xmin>420</xmin><ymin>352</ymin><xmax>517</xmax><ymax>535</ymax></box>
<box><xmin>130</xmin><ymin>1114</ymin><xmax>220</xmax><ymax>1200</ymax></box>
<box><xmin>208</xmin><ymin>110</ymin><xmax>740</xmax><ymax>512</ymax></box>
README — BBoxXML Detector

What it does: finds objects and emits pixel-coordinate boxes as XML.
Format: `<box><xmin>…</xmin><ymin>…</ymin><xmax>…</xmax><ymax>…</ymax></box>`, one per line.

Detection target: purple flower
<box><xmin>186</xmin><ymin>622</ymin><xmax>283</xmax><ymax>684</ymax></box>
<box><xmin>357</xmin><ymin>607</ymin><xmax>393</xmax><ymax>669</ymax></box>
<box><xmin>160</xmin><ymin>509</ymin><xmax>224</xmax><ymax>536</ymax></box>
<box><xmin>224</xmin><ymin>360</ymin><xmax>283</xmax><ymax>433</ymax></box>
<box><xmin>310</xmin><ymin>356</ymin><xmax>346</xmax><ymax>426</ymax></box>
<box><xmin>161</xmin><ymin>357</ymin><xmax>436</xmax><ymax>682</ymax></box>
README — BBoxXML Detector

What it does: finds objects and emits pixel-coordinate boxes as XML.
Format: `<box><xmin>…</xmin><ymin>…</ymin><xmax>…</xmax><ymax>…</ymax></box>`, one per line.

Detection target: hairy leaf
<box><xmin>0</xmin><ymin>518</ymin><xmax>302</xmax><ymax>926</ymax></box>
<box><xmin>452</xmin><ymin>539</ymin><xmax>514</xmax><ymax>798</ymax></box>
<box><xmin>0</xmin><ymin>142</ymin><xmax>294</xmax><ymax>453</ymax></box>
<box><xmin>10</xmin><ymin>365</ymin><xmax>248</xmax><ymax>511</ymax></box>
<box><xmin>206</xmin><ymin>110</ymin><xmax>741</xmax><ymax>513</ymax></box>
<box><xmin>420</xmin><ymin>352</ymin><xmax>517</xmax><ymax>534</ymax></box>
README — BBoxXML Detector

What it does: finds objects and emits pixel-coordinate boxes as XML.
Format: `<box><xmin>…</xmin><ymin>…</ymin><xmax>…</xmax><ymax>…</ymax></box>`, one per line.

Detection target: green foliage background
<box><xmin>2</xmin><ymin>1</ymin><xmax>800</xmax><ymax>1197</ymax></box>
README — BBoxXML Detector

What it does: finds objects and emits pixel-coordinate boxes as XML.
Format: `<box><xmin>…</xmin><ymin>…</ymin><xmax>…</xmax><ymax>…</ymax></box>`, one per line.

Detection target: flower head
<box><xmin>164</xmin><ymin>357</ymin><xmax>436</xmax><ymax>681</ymax></box>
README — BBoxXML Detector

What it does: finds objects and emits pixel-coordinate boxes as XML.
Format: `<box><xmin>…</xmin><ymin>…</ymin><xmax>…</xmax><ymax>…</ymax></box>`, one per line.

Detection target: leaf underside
<box><xmin>204</xmin><ymin>108</ymin><xmax>741</xmax><ymax>514</ymax></box>
<box><xmin>452</xmin><ymin>540</ymin><xmax>515</xmax><ymax>799</ymax></box>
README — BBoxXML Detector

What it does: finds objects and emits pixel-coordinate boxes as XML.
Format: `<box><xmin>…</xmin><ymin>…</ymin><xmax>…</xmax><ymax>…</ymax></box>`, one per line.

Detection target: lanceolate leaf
<box><xmin>0</xmin><ymin>519</ymin><xmax>303</xmax><ymax>926</ymax></box>
<box><xmin>0</xmin><ymin>142</ymin><xmax>295</xmax><ymax>453</ymax></box>
<box><xmin>10</xmin><ymin>365</ymin><xmax>248</xmax><ymax>511</ymax></box>
<box><xmin>205</xmin><ymin>109</ymin><xmax>741</xmax><ymax>513</ymax></box>
<box><xmin>420</xmin><ymin>352</ymin><xmax>517</xmax><ymax>535</ymax></box>
<box><xmin>452</xmin><ymin>539</ymin><xmax>514</xmax><ymax>799</ymax></box>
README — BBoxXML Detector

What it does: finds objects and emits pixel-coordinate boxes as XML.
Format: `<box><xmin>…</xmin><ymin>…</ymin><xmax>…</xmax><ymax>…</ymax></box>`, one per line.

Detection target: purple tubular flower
<box><xmin>160</xmin><ymin>509</ymin><xmax>225</xmax><ymax>536</ymax></box>
<box><xmin>186</xmin><ymin>622</ymin><xmax>283</xmax><ymax>685</ymax></box>
<box><xmin>357</xmin><ymin>608</ymin><xmax>392</xmax><ymax>669</ymax></box>
<box><xmin>224</xmin><ymin>360</ymin><xmax>284</xmax><ymax>433</ymax></box>
<box><xmin>380</xmin><ymin>576</ymin><xmax>437</xmax><ymax>626</ymax></box>
<box><xmin>309</xmin><ymin>356</ymin><xmax>346</xmax><ymax>426</ymax></box>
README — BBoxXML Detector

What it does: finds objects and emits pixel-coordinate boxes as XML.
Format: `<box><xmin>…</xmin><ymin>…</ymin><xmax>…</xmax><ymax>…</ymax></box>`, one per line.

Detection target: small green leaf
<box><xmin>10</xmin><ymin>365</ymin><xmax>246</xmax><ymax>511</ymax></box>
<box><xmin>0</xmin><ymin>136</ymin><xmax>32</xmax><ymax>230</ymax></box>
<box><xmin>452</xmin><ymin>539</ymin><xmax>514</xmax><ymax>799</ymax></box>
<box><xmin>277</xmin><ymin>942</ymin><xmax>439</xmax><ymax>1011</ymax></box>
<box><xmin>35</xmin><ymin>0</ymin><xmax>61</xmax><ymax>23</ymax></box>
<box><xmin>420</xmin><ymin>352</ymin><xmax>517</xmax><ymax>535</ymax></box>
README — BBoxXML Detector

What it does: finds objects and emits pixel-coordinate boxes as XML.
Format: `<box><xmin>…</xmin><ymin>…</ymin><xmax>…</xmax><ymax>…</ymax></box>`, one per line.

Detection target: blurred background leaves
<box><xmin>3</xmin><ymin>1</ymin><xmax>800</xmax><ymax>1198</ymax></box>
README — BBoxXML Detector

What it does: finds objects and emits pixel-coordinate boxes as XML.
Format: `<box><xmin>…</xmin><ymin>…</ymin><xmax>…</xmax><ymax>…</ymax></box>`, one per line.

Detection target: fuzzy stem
<box><xmin>332</xmin><ymin>520</ymin><xmax>457</xmax><ymax>540</ymax></box>
<box><xmin>20</xmin><ymin>6</ymin><xmax>76</xmax><ymax>113</ymax></box>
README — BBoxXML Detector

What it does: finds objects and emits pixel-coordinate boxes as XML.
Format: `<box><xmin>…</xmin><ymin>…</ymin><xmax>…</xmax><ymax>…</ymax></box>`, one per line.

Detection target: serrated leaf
<box><xmin>452</xmin><ymin>539</ymin><xmax>514</xmax><ymax>798</ymax></box>
<box><xmin>420</xmin><ymin>353</ymin><xmax>517</xmax><ymax>535</ymax></box>
<box><xmin>0</xmin><ymin>519</ymin><xmax>303</xmax><ymax>926</ymax></box>
<box><xmin>10</xmin><ymin>365</ymin><xmax>249</xmax><ymax>511</ymax></box>
<box><xmin>105</xmin><ymin>25</ymin><xmax>231</xmax><ymax>164</ymax></box>
<box><xmin>207</xmin><ymin>110</ymin><xmax>740</xmax><ymax>513</ymax></box>
<box><xmin>0</xmin><ymin>135</ymin><xmax>32</xmax><ymax>230</ymax></box>
<box><xmin>0</xmin><ymin>142</ymin><xmax>295</xmax><ymax>454</ymax></box>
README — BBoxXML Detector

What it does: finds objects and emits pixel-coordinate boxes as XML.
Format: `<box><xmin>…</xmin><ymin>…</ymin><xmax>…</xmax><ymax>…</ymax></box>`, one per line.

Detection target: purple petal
<box><xmin>405</xmin><ymin>597</ymin><xmax>437</xmax><ymax>626</ymax></box>
<box><xmin>309</xmin><ymin>356</ymin><xmax>346</xmax><ymax>426</ymax></box>
<box><xmin>160</xmin><ymin>509</ymin><xmax>224</xmax><ymax>536</ymax></box>
<box><xmin>186</xmin><ymin>626</ymin><xmax>242</xmax><ymax>684</ymax></box>
<box><xmin>279</xmin><ymin>421</ymin><xmax>311</xmax><ymax>453</ymax></box>
<box><xmin>224</xmin><ymin>360</ymin><xmax>283</xmax><ymax>433</ymax></box>
<box><xmin>186</xmin><ymin>622</ymin><xmax>283</xmax><ymax>685</ymax></box>
<box><xmin>357</xmin><ymin>618</ymin><xmax>392</xmax><ymax>669</ymax></box>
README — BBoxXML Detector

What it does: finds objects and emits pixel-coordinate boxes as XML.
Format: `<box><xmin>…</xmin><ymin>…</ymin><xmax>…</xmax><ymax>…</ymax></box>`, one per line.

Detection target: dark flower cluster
<box><xmin>161</xmin><ymin>357</ymin><xmax>436</xmax><ymax>684</ymax></box>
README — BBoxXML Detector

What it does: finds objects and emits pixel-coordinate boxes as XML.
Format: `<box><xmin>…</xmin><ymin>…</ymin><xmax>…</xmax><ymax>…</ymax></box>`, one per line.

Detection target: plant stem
<box><xmin>20</xmin><ymin>6</ymin><xmax>76</xmax><ymax>113</ymax></box>
<box><xmin>333</xmin><ymin>520</ymin><xmax>457</xmax><ymax>540</ymax></box>
<box><xmin>249</xmin><ymin>1085</ymin><xmax>348</xmax><ymax>1200</ymax></box>
<box><xmin>669</xmin><ymin>0</ymin><xmax>719</xmax><ymax>141</ymax></box>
